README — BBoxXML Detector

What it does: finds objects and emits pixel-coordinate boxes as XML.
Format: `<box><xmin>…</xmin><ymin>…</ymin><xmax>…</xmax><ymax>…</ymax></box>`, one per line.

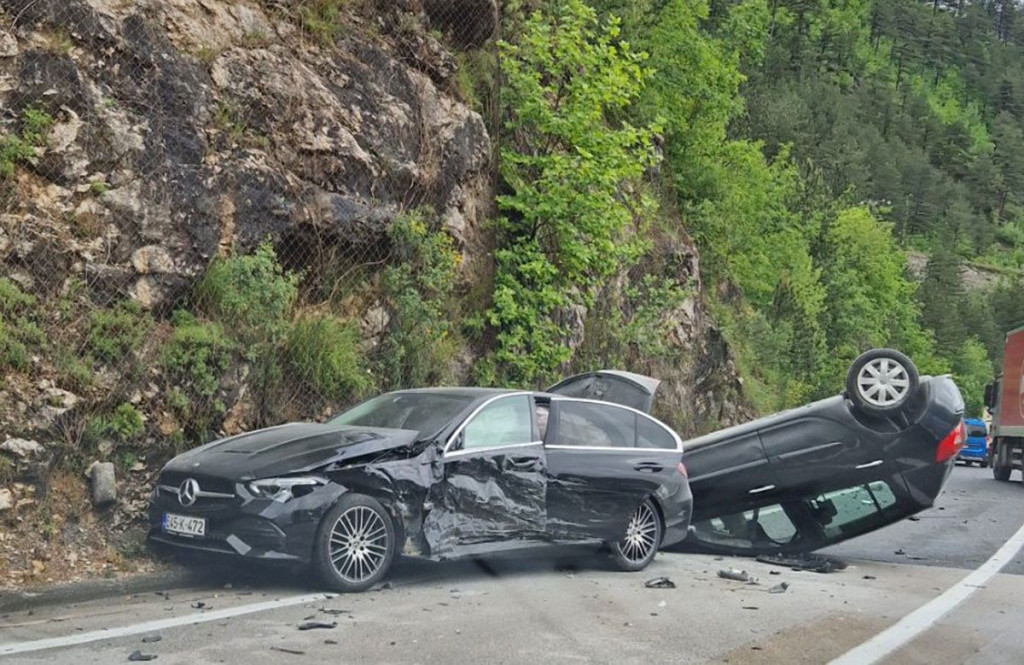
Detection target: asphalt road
<box><xmin>0</xmin><ymin>464</ymin><xmax>1021</xmax><ymax>665</ymax></box>
<box><xmin>824</xmin><ymin>462</ymin><xmax>1024</xmax><ymax>575</ymax></box>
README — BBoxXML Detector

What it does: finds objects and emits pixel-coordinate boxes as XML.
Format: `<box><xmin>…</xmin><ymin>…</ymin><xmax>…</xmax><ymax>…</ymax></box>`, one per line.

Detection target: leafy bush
<box><xmin>484</xmin><ymin>0</ymin><xmax>661</xmax><ymax>386</ymax></box>
<box><xmin>0</xmin><ymin>107</ymin><xmax>52</xmax><ymax>178</ymax></box>
<box><xmin>86</xmin><ymin>301</ymin><xmax>151</xmax><ymax>365</ymax></box>
<box><xmin>0</xmin><ymin>278</ymin><xmax>44</xmax><ymax>371</ymax></box>
<box><xmin>162</xmin><ymin>311</ymin><xmax>235</xmax><ymax>401</ymax></box>
<box><xmin>377</xmin><ymin>210</ymin><xmax>462</xmax><ymax>390</ymax></box>
<box><xmin>195</xmin><ymin>242</ymin><xmax>299</xmax><ymax>349</ymax></box>
<box><xmin>297</xmin><ymin>0</ymin><xmax>349</xmax><ymax>44</ymax></box>
<box><xmin>86</xmin><ymin>403</ymin><xmax>145</xmax><ymax>444</ymax></box>
<box><xmin>287</xmin><ymin>314</ymin><xmax>370</xmax><ymax>402</ymax></box>
<box><xmin>162</xmin><ymin>311</ymin><xmax>234</xmax><ymax>442</ymax></box>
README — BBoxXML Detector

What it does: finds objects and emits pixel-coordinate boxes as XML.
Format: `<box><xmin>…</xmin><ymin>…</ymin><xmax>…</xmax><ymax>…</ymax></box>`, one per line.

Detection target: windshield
<box><xmin>328</xmin><ymin>392</ymin><xmax>474</xmax><ymax>439</ymax></box>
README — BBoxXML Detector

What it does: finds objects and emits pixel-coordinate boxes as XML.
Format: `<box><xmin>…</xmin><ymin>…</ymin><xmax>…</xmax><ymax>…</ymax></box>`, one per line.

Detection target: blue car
<box><xmin>958</xmin><ymin>418</ymin><xmax>988</xmax><ymax>467</ymax></box>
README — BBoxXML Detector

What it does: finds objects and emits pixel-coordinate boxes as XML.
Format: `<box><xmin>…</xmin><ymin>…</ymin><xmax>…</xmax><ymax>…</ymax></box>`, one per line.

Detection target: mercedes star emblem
<box><xmin>179</xmin><ymin>478</ymin><xmax>200</xmax><ymax>507</ymax></box>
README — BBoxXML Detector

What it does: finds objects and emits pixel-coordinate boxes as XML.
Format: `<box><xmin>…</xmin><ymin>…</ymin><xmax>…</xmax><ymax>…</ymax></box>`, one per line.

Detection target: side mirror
<box><xmin>984</xmin><ymin>382</ymin><xmax>996</xmax><ymax>409</ymax></box>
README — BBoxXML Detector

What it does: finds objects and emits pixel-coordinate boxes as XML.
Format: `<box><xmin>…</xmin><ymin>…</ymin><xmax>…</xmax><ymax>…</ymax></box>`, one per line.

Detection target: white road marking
<box><xmin>830</xmin><ymin>518</ymin><xmax>1024</xmax><ymax>665</ymax></box>
<box><xmin>0</xmin><ymin>592</ymin><xmax>332</xmax><ymax>657</ymax></box>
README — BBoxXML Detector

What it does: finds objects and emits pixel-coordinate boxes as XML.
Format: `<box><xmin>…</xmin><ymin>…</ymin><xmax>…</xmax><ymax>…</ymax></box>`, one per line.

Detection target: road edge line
<box><xmin>829</xmin><ymin>518</ymin><xmax>1024</xmax><ymax>665</ymax></box>
<box><xmin>0</xmin><ymin>592</ymin><xmax>331</xmax><ymax>656</ymax></box>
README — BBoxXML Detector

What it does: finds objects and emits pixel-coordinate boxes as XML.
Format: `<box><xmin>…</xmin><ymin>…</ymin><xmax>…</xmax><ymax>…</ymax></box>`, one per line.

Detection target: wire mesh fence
<box><xmin>0</xmin><ymin>0</ymin><xmax>502</xmax><ymax>470</ymax></box>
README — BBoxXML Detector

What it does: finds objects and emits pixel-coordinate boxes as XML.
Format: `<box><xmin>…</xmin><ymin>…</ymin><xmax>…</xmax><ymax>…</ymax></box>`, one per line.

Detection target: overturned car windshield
<box><xmin>328</xmin><ymin>392</ymin><xmax>474</xmax><ymax>438</ymax></box>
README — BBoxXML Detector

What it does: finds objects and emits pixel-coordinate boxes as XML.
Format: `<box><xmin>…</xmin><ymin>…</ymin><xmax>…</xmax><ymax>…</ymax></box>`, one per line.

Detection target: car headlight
<box><xmin>248</xmin><ymin>477</ymin><xmax>326</xmax><ymax>502</ymax></box>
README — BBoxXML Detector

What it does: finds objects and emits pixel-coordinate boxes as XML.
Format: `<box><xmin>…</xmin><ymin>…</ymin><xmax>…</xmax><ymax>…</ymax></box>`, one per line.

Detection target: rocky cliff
<box><xmin>0</xmin><ymin>0</ymin><xmax>748</xmax><ymax>587</ymax></box>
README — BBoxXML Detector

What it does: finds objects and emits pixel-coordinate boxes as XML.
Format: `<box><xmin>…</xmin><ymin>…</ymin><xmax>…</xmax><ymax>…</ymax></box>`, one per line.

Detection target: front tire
<box><xmin>846</xmin><ymin>348</ymin><xmax>920</xmax><ymax>417</ymax></box>
<box><xmin>610</xmin><ymin>499</ymin><xmax>662</xmax><ymax>572</ymax></box>
<box><xmin>313</xmin><ymin>494</ymin><xmax>397</xmax><ymax>593</ymax></box>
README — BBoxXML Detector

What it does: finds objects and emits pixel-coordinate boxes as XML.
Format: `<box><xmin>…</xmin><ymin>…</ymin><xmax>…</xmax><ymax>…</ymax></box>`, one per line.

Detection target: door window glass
<box><xmin>462</xmin><ymin>395</ymin><xmax>534</xmax><ymax>450</ymax></box>
<box><xmin>691</xmin><ymin>505</ymin><xmax>797</xmax><ymax>548</ymax></box>
<box><xmin>554</xmin><ymin>400</ymin><xmax>636</xmax><ymax>448</ymax></box>
<box><xmin>637</xmin><ymin>415</ymin><xmax>677</xmax><ymax>450</ymax></box>
<box><xmin>812</xmin><ymin>481</ymin><xmax>896</xmax><ymax>539</ymax></box>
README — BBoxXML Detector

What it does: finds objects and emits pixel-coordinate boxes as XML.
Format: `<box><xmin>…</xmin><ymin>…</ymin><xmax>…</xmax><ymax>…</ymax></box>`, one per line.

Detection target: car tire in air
<box><xmin>845</xmin><ymin>348</ymin><xmax>920</xmax><ymax>417</ymax></box>
<box><xmin>610</xmin><ymin>498</ymin><xmax>662</xmax><ymax>572</ymax></box>
<box><xmin>314</xmin><ymin>493</ymin><xmax>397</xmax><ymax>593</ymax></box>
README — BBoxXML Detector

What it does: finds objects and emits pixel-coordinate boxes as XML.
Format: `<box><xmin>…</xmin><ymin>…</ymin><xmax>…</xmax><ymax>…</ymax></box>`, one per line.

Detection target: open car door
<box><xmin>546</xmin><ymin>370</ymin><xmax>661</xmax><ymax>414</ymax></box>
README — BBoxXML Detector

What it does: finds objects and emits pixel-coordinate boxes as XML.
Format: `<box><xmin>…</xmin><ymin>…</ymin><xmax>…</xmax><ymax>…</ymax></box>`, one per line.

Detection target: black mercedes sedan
<box><xmin>674</xmin><ymin>348</ymin><xmax>965</xmax><ymax>556</ymax></box>
<box><xmin>148</xmin><ymin>372</ymin><xmax>692</xmax><ymax>592</ymax></box>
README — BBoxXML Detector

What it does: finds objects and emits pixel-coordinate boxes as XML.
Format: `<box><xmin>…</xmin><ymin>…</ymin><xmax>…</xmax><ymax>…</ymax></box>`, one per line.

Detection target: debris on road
<box><xmin>768</xmin><ymin>582</ymin><xmax>790</xmax><ymax>594</ymax></box>
<box><xmin>190</xmin><ymin>601</ymin><xmax>208</xmax><ymax>610</ymax></box>
<box><xmin>127</xmin><ymin>651</ymin><xmax>157</xmax><ymax>662</ymax></box>
<box><xmin>318</xmin><ymin>608</ymin><xmax>350</xmax><ymax>616</ymax></box>
<box><xmin>298</xmin><ymin>621</ymin><xmax>337</xmax><ymax>631</ymax></box>
<box><xmin>141</xmin><ymin>635</ymin><xmax>162</xmax><ymax>643</ymax></box>
<box><xmin>718</xmin><ymin>568</ymin><xmax>756</xmax><ymax>583</ymax></box>
<box><xmin>271</xmin><ymin>646</ymin><xmax>305</xmax><ymax>655</ymax></box>
<box><xmin>644</xmin><ymin>576</ymin><xmax>676</xmax><ymax>589</ymax></box>
<box><xmin>756</xmin><ymin>553</ymin><xmax>847</xmax><ymax>573</ymax></box>
<box><xmin>863</xmin><ymin>575</ymin><xmax>877</xmax><ymax>580</ymax></box>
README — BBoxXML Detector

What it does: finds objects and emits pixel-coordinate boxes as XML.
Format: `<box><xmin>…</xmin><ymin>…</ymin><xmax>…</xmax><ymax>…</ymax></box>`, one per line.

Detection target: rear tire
<box><xmin>993</xmin><ymin>463</ymin><xmax>1012</xmax><ymax>482</ymax></box>
<box><xmin>964</xmin><ymin>460</ymin><xmax>973</xmax><ymax>467</ymax></box>
<box><xmin>980</xmin><ymin>459</ymin><xmax>989</xmax><ymax>469</ymax></box>
<box><xmin>313</xmin><ymin>494</ymin><xmax>397</xmax><ymax>593</ymax></box>
<box><xmin>846</xmin><ymin>348</ymin><xmax>920</xmax><ymax>417</ymax></box>
<box><xmin>610</xmin><ymin>499</ymin><xmax>662</xmax><ymax>572</ymax></box>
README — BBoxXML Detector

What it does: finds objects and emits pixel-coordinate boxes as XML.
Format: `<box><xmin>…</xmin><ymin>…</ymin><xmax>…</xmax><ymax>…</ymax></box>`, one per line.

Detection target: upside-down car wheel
<box><xmin>846</xmin><ymin>348</ymin><xmax>920</xmax><ymax>417</ymax></box>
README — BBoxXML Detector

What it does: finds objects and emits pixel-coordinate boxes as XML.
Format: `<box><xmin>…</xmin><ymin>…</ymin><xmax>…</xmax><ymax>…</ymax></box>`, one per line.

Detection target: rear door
<box><xmin>544</xmin><ymin>398</ymin><xmax>681</xmax><ymax>540</ymax></box>
<box><xmin>684</xmin><ymin>429</ymin><xmax>782</xmax><ymax>521</ymax></box>
<box><xmin>759</xmin><ymin>410</ymin><xmax>897</xmax><ymax>497</ymax></box>
<box><xmin>434</xmin><ymin>393</ymin><xmax>547</xmax><ymax>554</ymax></box>
<box><xmin>546</xmin><ymin>370</ymin><xmax>661</xmax><ymax>413</ymax></box>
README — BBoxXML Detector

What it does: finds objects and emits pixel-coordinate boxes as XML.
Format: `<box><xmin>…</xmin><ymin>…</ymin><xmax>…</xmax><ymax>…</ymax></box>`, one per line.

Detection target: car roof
<box><xmin>394</xmin><ymin>387</ymin><xmax>520</xmax><ymax>399</ymax></box>
<box><xmin>964</xmin><ymin>417</ymin><xmax>986</xmax><ymax>426</ymax></box>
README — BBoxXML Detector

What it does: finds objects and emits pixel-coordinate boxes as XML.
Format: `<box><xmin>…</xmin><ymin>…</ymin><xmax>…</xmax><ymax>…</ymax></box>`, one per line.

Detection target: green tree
<box><xmin>484</xmin><ymin>0</ymin><xmax>660</xmax><ymax>385</ymax></box>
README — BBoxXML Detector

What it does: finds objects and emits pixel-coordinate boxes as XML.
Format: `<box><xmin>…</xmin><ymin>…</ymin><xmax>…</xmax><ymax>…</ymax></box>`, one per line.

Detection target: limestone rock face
<box><xmin>0</xmin><ymin>0</ymin><xmax>492</xmax><ymax>310</ymax></box>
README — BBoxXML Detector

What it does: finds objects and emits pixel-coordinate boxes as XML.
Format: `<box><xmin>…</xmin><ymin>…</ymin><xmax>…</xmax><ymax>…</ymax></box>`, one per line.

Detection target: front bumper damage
<box><xmin>147</xmin><ymin>480</ymin><xmax>344</xmax><ymax>563</ymax></box>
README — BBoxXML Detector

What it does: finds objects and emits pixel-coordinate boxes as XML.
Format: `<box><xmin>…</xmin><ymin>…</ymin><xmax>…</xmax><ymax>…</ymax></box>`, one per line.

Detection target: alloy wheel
<box><xmin>856</xmin><ymin>357</ymin><xmax>910</xmax><ymax>408</ymax></box>
<box><xmin>620</xmin><ymin>501</ymin><xmax>658</xmax><ymax>564</ymax></box>
<box><xmin>328</xmin><ymin>505</ymin><xmax>389</xmax><ymax>584</ymax></box>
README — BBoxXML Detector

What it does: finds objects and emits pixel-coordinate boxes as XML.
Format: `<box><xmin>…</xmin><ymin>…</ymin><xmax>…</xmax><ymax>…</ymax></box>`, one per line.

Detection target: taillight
<box><xmin>936</xmin><ymin>421</ymin><xmax>966</xmax><ymax>463</ymax></box>
<box><xmin>676</xmin><ymin>461</ymin><xmax>688</xmax><ymax>477</ymax></box>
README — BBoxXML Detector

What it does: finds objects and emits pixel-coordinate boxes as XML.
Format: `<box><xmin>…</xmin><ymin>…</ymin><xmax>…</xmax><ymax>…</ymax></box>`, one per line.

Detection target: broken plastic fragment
<box><xmin>141</xmin><ymin>635</ymin><xmax>162</xmax><ymax>643</ymax></box>
<box><xmin>298</xmin><ymin>621</ymin><xmax>337</xmax><ymax>631</ymax></box>
<box><xmin>644</xmin><ymin>576</ymin><xmax>676</xmax><ymax>589</ymax></box>
<box><xmin>768</xmin><ymin>582</ymin><xmax>790</xmax><ymax>594</ymax></box>
<box><xmin>756</xmin><ymin>553</ymin><xmax>846</xmax><ymax>573</ymax></box>
<box><xmin>717</xmin><ymin>568</ymin><xmax>753</xmax><ymax>583</ymax></box>
<box><xmin>127</xmin><ymin>651</ymin><xmax>157</xmax><ymax>662</ymax></box>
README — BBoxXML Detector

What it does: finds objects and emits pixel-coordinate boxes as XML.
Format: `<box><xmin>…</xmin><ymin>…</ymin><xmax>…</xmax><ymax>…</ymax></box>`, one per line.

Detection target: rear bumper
<box><xmin>658</xmin><ymin>481</ymin><xmax>693</xmax><ymax>549</ymax></box>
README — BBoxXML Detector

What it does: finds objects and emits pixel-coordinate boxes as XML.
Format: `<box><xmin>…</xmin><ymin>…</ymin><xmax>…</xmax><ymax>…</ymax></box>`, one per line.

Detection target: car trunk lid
<box><xmin>546</xmin><ymin>370</ymin><xmax>660</xmax><ymax>414</ymax></box>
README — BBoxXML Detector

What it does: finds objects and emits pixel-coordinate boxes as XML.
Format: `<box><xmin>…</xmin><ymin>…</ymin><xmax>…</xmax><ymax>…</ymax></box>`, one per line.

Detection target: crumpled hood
<box><xmin>162</xmin><ymin>423</ymin><xmax>421</xmax><ymax>481</ymax></box>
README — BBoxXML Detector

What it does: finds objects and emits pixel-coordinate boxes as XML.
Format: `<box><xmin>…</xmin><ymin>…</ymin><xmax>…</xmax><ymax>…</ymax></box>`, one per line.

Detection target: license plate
<box><xmin>163</xmin><ymin>513</ymin><xmax>206</xmax><ymax>538</ymax></box>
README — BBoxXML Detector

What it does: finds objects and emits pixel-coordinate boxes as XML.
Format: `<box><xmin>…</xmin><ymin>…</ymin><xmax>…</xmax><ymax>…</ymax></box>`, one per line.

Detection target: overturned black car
<box><xmin>149</xmin><ymin>372</ymin><xmax>692</xmax><ymax>592</ymax></box>
<box><xmin>675</xmin><ymin>348</ymin><xmax>965</xmax><ymax>556</ymax></box>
